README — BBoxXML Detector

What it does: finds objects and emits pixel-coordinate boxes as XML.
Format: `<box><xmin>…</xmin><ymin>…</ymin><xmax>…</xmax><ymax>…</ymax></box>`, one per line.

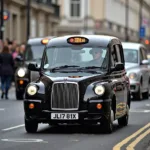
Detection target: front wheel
<box><xmin>101</xmin><ymin>108</ymin><xmax>114</xmax><ymax>134</ymax></box>
<box><xmin>16</xmin><ymin>90</ymin><xmax>24</xmax><ymax>100</ymax></box>
<box><xmin>142</xmin><ymin>91</ymin><xmax>149</xmax><ymax>99</ymax></box>
<box><xmin>25</xmin><ymin>118</ymin><xmax>38</xmax><ymax>133</ymax></box>
<box><xmin>132</xmin><ymin>86</ymin><xmax>142</xmax><ymax>100</ymax></box>
<box><xmin>118</xmin><ymin>105</ymin><xmax>129</xmax><ymax>126</ymax></box>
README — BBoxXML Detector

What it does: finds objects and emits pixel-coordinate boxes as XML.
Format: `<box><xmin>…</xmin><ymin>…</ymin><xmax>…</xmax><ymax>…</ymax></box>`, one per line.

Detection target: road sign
<box><xmin>139</xmin><ymin>26</ymin><xmax>145</xmax><ymax>38</ymax></box>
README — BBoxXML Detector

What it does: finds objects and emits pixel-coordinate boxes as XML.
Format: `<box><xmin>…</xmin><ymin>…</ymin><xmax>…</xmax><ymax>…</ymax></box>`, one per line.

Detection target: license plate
<box><xmin>51</xmin><ymin>113</ymin><xmax>78</xmax><ymax>120</ymax></box>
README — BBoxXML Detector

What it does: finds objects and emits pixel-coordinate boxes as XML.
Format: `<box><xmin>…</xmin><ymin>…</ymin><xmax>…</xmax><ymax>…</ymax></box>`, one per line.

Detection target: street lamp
<box><xmin>0</xmin><ymin>0</ymin><xmax>4</xmax><ymax>40</ymax></box>
<box><xmin>27</xmin><ymin>0</ymin><xmax>30</xmax><ymax>41</ymax></box>
<box><xmin>83</xmin><ymin>0</ymin><xmax>88</xmax><ymax>34</ymax></box>
<box><xmin>125</xmin><ymin>0</ymin><xmax>129</xmax><ymax>41</ymax></box>
<box><xmin>139</xmin><ymin>0</ymin><xmax>143</xmax><ymax>42</ymax></box>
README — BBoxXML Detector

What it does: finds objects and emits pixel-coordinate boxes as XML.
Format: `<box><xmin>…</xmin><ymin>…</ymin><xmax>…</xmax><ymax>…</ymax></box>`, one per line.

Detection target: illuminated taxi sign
<box><xmin>41</xmin><ymin>38</ymin><xmax>49</xmax><ymax>45</ymax></box>
<box><xmin>67</xmin><ymin>37</ymin><xmax>89</xmax><ymax>44</ymax></box>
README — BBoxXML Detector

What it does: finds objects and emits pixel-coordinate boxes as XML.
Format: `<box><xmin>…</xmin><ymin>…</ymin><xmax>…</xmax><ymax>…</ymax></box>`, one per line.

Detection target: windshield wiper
<box><xmin>79</xmin><ymin>66</ymin><xmax>105</xmax><ymax>69</ymax></box>
<box><xmin>78</xmin><ymin>66</ymin><xmax>105</xmax><ymax>73</ymax></box>
<box><xmin>50</xmin><ymin>65</ymin><xmax>80</xmax><ymax>72</ymax></box>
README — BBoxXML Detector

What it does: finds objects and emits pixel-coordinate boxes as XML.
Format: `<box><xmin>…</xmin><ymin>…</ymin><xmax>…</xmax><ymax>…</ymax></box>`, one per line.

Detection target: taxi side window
<box><xmin>111</xmin><ymin>44</ymin><xmax>123</xmax><ymax>67</ymax></box>
<box><xmin>25</xmin><ymin>46</ymin><xmax>33</xmax><ymax>60</ymax></box>
<box><xmin>140</xmin><ymin>48</ymin><xmax>144</xmax><ymax>63</ymax></box>
<box><xmin>141</xmin><ymin>48</ymin><xmax>147</xmax><ymax>60</ymax></box>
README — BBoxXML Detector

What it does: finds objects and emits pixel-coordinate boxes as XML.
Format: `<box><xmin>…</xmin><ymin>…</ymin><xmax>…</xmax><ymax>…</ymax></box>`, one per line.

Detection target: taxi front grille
<box><xmin>51</xmin><ymin>82</ymin><xmax>79</xmax><ymax>110</ymax></box>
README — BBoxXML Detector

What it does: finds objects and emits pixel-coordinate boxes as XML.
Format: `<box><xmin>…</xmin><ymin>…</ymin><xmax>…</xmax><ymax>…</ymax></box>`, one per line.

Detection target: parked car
<box><xmin>15</xmin><ymin>36</ymin><xmax>55</xmax><ymax>100</ymax></box>
<box><xmin>122</xmin><ymin>42</ymin><xmax>150</xmax><ymax>100</ymax></box>
<box><xmin>24</xmin><ymin>35</ymin><xmax>131</xmax><ymax>133</ymax></box>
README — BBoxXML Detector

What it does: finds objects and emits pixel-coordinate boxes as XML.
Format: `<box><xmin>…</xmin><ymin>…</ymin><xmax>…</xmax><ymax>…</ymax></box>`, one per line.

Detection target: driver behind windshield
<box><xmin>88</xmin><ymin>48</ymin><xmax>103</xmax><ymax>66</ymax></box>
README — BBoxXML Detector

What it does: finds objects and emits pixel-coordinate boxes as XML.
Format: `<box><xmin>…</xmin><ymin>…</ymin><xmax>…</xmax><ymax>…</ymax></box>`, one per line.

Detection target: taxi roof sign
<box><xmin>41</xmin><ymin>38</ymin><xmax>49</xmax><ymax>45</ymax></box>
<box><xmin>67</xmin><ymin>37</ymin><xmax>89</xmax><ymax>44</ymax></box>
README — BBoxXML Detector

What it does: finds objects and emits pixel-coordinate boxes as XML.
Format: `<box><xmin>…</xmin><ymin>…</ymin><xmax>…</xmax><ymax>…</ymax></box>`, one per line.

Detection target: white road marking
<box><xmin>1</xmin><ymin>139</ymin><xmax>48</xmax><ymax>143</ymax></box>
<box><xmin>0</xmin><ymin>108</ymin><xmax>5</xmax><ymax>111</ymax></box>
<box><xmin>130</xmin><ymin>109</ymin><xmax>150</xmax><ymax>113</ymax></box>
<box><xmin>2</xmin><ymin>124</ymin><xmax>25</xmax><ymax>131</ymax></box>
<box><xmin>146</xmin><ymin>104</ymin><xmax>150</xmax><ymax>107</ymax></box>
<box><xmin>71</xmin><ymin>139</ymin><xmax>79</xmax><ymax>142</ymax></box>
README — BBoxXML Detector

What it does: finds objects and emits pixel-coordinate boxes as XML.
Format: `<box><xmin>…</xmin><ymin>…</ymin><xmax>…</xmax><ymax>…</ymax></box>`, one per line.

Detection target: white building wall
<box><xmin>105</xmin><ymin>0</ymin><xmax>139</xmax><ymax>31</ymax></box>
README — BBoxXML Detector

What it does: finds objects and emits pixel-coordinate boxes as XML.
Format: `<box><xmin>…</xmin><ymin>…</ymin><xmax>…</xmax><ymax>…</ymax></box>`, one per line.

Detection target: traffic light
<box><xmin>0</xmin><ymin>10</ymin><xmax>9</xmax><ymax>21</ymax></box>
<box><xmin>3</xmin><ymin>10</ymin><xmax>9</xmax><ymax>21</ymax></box>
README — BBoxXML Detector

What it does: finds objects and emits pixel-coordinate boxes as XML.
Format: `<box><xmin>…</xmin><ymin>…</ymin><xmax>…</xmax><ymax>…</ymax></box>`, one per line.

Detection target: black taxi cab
<box><xmin>15</xmin><ymin>37</ymin><xmax>55</xmax><ymax>100</ymax></box>
<box><xmin>24</xmin><ymin>35</ymin><xmax>131</xmax><ymax>133</ymax></box>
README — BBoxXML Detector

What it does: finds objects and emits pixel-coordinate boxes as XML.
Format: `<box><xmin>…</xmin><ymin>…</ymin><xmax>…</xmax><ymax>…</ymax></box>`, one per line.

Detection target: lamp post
<box><xmin>83</xmin><ymin>0</ymin><xmax>88</xmax><ymax>34</ymax></box>
<box><xmin>27</xmin><ymin>0</ymin><xmax>30</xmax><ymax>41</ymax></box>
<box><xmin>125</xmin><ymin>0</ymin><xmax>129</xmax><ymax>41</ymax></box>
<box><xmin>139</xmin><ymin>0</ymin><xmax>143</xmax><ymax>42</ymax></box>
<box><xmin>0</xmin><ymin>0</ymin><xmax>4</xmax><ymax>40</ymax></box>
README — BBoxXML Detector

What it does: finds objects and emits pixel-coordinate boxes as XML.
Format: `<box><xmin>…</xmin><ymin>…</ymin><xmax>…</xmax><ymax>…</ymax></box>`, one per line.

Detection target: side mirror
<box><xmin>111</xmin><ymin>62</ymin><xmax>125</xmax><ymax>72</ymax></box>
<box><xmin>15</xmin><ymin>55</ymin><xmax>23</xmax><ymax>62</ymax></box>
<box><xmin>28</xmin><ymin>63</ymin><xmax>40</xmax><ymax>71</ymax></box>
<box><xmin>141</xmin><ymin>59</ymin><xmax>149</xmax><ymax>65</ymax></box>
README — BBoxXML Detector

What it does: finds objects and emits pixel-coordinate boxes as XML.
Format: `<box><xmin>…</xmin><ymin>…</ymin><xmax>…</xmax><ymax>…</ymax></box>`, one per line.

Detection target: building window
<box><xmin>39</xmin><ymin>23</ymin><xmax>44</xmax><ymax>37</ymax></box>
<box><xmin>70</xmin><ymin>0</ymin><xmax>81</xmax><ymax>17</ymax></box>
<box><xmin>31</xmin><ymin>18</ymin><xmax>36</xmax><ymax>38</ymax></box>
<box><xmin>52</xmin><ymin>0</ymin><xmax>58</xmax><ymax>4</ymax></box>
<box><xmin>109</xmin><ymin>22</ymin><xmax>112</xmax><ymax>30</ymax></box>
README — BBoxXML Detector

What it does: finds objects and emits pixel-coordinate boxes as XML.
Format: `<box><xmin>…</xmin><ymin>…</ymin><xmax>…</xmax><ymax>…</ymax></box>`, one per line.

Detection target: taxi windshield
<box><xmin>123</xmin><ymin>49</ymin><xmax>138</xmax><ymax>63</ymax></box>
<box><xmin>43</xmin><ymin>46</ymin><xmax>108</xmax><ymax>71</ymax></box>
<box><xmin>24</xmin><ymin>44</ymin><xmax>45</xmax><ymax>61</ymax></box>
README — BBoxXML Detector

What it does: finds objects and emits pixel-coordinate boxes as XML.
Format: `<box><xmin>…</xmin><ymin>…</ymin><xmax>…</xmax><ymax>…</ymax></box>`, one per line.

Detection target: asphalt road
<box><xmin>0</xmin><ymin>87</ymin><xmax>150</xmax><ymax>150</ymax></box>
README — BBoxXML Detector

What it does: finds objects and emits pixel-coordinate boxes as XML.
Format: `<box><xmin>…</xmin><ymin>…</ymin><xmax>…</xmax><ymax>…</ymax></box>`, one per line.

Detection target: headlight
<box><xmin>17</xmin><ymin>69</ymin><xmax>25</xmax><ymax>77</ymax></box>
<box><xmin>94</xmin><ymin>85</ymin><xmax>105</xmax><ymax>96</ymax></box>
<box><xmin>129</xmin><ymin>73</ymin><xmax>137</xmax><ymax>79</ymax></box>
<box><xmin>27</xmin><ymin>85</ymin><xmax>37</xmax><ymax>96</ymax></box>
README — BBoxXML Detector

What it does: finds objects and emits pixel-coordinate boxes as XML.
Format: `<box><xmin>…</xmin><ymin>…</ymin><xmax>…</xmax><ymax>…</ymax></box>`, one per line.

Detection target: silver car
<box><xmin>122</xmin><ymin>42</ymin><xmax>150</xmax><ymax>100</ymax></box>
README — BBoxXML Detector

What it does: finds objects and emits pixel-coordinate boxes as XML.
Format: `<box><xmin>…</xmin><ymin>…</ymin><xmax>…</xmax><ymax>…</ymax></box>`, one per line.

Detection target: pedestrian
<box><xmin>12</xmin><ymin>44</ymin><xmax>20</xmax><ymax>59</ymax></box>
<box><xmin>0</xmin><ymin>46</ymin><xmax>14</xmax><ymax>99</ymax></box>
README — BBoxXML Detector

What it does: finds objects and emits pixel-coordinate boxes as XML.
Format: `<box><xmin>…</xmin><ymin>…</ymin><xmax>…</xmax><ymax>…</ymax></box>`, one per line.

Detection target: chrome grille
<box><xmin>51</xmin><ymin>82</ymin><xmax>79</xmax><ymax>110</ymax></box>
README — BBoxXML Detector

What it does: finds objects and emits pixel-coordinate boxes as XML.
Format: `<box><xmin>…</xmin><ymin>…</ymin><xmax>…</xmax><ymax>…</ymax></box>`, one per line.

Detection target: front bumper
<box><xmin>24</xmin><ymin>99</ymin><xmax>111</xmax><ymax>124</ymax></box>
<box><xmin>129</xmin><ymin>80</ymin><xmax>140</xmax><ymax>93</ymax></box>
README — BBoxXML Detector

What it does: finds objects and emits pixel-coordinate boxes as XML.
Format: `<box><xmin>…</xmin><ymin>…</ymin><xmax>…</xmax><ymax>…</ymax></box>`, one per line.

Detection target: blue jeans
<box><xmin>1</xmin><ymin>75</ymin><xmax>12</xmax><ymax>92</ymax></box>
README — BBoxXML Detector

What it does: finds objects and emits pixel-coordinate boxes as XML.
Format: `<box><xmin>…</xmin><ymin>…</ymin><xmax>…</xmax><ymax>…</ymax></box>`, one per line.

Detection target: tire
<box><xmin>118</xmin><ymin>105</ymin><xmax>129</xmax><ymax>126</ymax></box>
<box><xmin>25</xmin><ymin>118</ymin><xmax>38</xmax><ymax>133</ymax></box>
<box><xmin>148</xmin><ymin>79</ymin><xmax>150</xmax><ymax>96</ymax></box>
<box><xmin>132</xmin><ymin>86</ymin><xmax>143</xmax><ymax>100</ymax></box>
<box><xmin>101</xmin><ymin>108</ymin><xmax>114</xmax><ymax>134</ymax></box>
<box><xmin>142</xmin><ymin>91</ymin><xmax>149</xmax><ymax>99</ymax></box>
<box><xmin>16</xmin><ymin>90</ymin><xmax>24</xmax><ymax>100</ymax></box>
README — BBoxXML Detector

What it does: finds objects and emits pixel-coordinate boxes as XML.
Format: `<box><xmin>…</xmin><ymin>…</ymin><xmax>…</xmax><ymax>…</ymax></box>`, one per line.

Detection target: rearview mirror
<box><xmin>28</xmin><ymin>63</ymin><xmax>40</xmax><ymax>71</ymax></box>
<box><xmin>141</xmin><ymin>59</ymin><xmax>149</xmax><ymax>65</ymax></box>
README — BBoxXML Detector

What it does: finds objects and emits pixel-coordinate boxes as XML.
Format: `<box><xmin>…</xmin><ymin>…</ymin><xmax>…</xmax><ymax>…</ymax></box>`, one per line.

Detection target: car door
<box><xmin>111</xmin><ymin>44</ymin><xmax>127</xmax><ymax>116</ymax></box>
<box><xmin>140</xmin><ymin>47</ymin><xmax>149</xmax><ymax>91</ymax></box>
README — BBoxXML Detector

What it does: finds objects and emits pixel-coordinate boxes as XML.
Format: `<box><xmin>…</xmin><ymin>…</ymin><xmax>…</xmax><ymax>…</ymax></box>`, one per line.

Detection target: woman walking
<box><xmin>0</xmin><ymin>46</ymin><xmax>14</xmax><ymax>99</ymax></box>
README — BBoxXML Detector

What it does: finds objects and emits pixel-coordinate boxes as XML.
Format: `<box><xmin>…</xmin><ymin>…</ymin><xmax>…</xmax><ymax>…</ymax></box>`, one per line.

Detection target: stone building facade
<box><xmin>2</xmin><ymin>0</ymin><xmax>60</xmax><ymax>43</ymax></box>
